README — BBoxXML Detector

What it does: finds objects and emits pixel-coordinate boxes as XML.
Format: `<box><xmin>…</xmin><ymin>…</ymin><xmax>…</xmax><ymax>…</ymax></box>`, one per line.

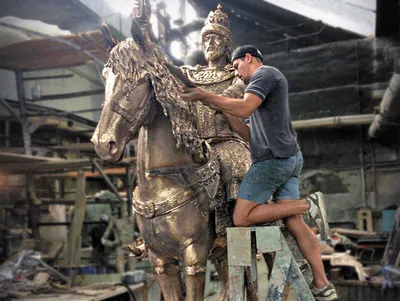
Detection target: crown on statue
<box><xmin>201</xmin><ymin>4</ymin><xmax>232</xmax><ymax>42</ymax></box>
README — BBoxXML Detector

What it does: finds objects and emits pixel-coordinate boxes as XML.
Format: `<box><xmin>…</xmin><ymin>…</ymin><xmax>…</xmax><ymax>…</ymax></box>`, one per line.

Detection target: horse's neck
<box><xmin>136</xmin><ymin>111</ymin><xmax>194</xmax><ymax>194</ymax></box>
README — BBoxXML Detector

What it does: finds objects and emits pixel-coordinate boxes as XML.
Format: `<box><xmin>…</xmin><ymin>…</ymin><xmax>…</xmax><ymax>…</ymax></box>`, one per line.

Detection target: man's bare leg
<box><xmin>233</xmin><ymin>197</ymin><xmax>309</xmax><ymax>226</ymax></box>
<box><xmin>278</xmin><ymin>199</ymin><xmax>329</xmax><ymax>288</ymax></box>
<box><xmin>233</xmin><ymin>197</ymin><xmax>329</xmax><ymax>289</ymax></box>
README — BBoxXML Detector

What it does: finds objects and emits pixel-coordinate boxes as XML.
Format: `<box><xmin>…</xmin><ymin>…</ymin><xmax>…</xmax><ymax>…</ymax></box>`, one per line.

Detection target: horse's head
<box><xmin>92</xmin><ymin>28</ymin><xmax>156</xmax><ymax>162</ymax></box>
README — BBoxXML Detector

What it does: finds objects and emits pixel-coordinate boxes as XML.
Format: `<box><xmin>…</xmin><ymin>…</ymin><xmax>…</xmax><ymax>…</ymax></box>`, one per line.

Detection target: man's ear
<box><xmin>245</xmin><ymin>53</ymin><xmax>252</xmax><ymax>63</ymax></box>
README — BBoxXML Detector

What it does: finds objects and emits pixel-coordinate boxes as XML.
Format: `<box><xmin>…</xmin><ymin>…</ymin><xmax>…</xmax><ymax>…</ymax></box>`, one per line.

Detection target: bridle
<box><xmin>106</xmin><ymin>62</ymin><xmax>158</xmax><ymax>135</ymax></box>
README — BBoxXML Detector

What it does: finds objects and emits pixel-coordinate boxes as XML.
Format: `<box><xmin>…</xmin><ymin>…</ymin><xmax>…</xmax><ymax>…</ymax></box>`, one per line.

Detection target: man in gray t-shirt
<box><xmin>181</xmin><ymin>45</ymin><xmax>337</xmax><ymax>300</ymax></box>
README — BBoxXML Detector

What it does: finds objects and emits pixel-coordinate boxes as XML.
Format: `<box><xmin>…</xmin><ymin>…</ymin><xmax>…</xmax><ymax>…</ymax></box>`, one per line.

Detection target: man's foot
<box><xmin>311</xmin><ymin>283</ymin><xmax>338</xmax><ymax>301</ymax></box>
<box><xmin>306</xmin><ymin>191</ymin><xmax>329</xmax><ymax>240</ymax></box>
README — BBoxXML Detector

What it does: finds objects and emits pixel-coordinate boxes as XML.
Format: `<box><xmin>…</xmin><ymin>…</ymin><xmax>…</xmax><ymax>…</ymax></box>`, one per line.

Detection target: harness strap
<box><xmin>135</xmin><ymin>142</ymin><xmax>220</xmax><ymax>219</ymax></box>
<box><xmin>146</xmin><ymin>142</ymin><xmax>220</xmax><ymax>198</ymax></box>
<box><xmin>132</xmin><ymin>187</ymin><xmax>202</xmax><ymax>219</ymax></box>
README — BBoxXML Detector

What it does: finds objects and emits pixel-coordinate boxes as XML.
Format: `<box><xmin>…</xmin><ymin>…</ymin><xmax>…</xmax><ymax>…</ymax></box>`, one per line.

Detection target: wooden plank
<box><xmin>37</xmin><ymin>168</ymin><xmax>130</xmax><ymax>178</ymax></box>
<box><xmin>0</xmin><ymin>151</ymin><xmax>63</xmax><ymax>163</ymax></box>
<box><xmin>0</xmin><ymin>158</ymin><xmax>92</xmax><ymax>172</ymax></box>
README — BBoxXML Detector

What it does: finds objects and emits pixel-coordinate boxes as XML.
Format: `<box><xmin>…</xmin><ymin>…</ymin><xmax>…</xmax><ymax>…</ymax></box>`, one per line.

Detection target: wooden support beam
<box><xmin>67</xmin><ymin>171</ymin><xmax>86</xmax><ymax>269</ymax></box>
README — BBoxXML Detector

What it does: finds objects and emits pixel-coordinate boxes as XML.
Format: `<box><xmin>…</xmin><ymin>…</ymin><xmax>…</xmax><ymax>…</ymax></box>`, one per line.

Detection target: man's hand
<box><xmin>180</xmin><ymin>87</ymin><xmax>210</xmax><ymax>102</ymax></box>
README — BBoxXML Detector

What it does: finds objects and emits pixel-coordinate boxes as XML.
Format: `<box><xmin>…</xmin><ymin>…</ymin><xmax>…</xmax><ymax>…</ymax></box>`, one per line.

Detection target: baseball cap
<box><xmin>231</xmin><ymin>45</ymin><xmax>263</xmax><ymax>63</ymax></box>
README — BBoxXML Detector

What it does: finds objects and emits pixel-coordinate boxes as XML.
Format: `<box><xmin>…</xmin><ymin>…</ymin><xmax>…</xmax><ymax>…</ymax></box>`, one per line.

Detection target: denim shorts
<box><xmin>237</xmin><ymin>151</ymin><xmax>303</xmax><ymax>203</ymax></box>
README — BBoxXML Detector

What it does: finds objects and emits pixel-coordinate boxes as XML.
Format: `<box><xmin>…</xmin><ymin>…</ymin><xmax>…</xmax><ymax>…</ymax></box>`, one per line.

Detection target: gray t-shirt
<box><xmin>245</xmin><ymin>66</ymin><xmax>299</xmax><ymax>163</ymax></box>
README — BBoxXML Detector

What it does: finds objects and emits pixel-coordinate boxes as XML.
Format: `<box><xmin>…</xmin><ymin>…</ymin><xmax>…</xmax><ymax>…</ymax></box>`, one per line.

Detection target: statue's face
<box><xmin>203</xmin><ymin>33</ymin><xmax>226</xmax><ymax>63</ymax></box>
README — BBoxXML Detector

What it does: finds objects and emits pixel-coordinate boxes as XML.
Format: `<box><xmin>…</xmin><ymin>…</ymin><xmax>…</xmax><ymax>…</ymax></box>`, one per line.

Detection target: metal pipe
<box><xmin>30</xmin><ymin>89</ymin><xmax>104</xmax><ymax>102</ymax></box>
<box><xmin>292</xmin><ymin>114</ymin><xmax>374</xmax><ymax>129</ymax></box>
<box><xmin>369</xmin><ymin>73</ymin><xmax>400</xmax><ymax>138</ymax></box>
<box><xmin>23</xmin><ymin>74</ymin><xmax>74</xmax><ymax>81</ymax></box>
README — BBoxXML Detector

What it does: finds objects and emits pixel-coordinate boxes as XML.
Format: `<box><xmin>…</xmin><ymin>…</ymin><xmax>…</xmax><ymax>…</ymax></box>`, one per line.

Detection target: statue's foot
<box><xmin>209</xmin><ymin>234</ymin><xmax>227</xmax><ymax>260</ymax></box>
<box><xmin>127</xmin><ymin>238</ymin><xmax>148</xmax><ymax>259</ymax></box>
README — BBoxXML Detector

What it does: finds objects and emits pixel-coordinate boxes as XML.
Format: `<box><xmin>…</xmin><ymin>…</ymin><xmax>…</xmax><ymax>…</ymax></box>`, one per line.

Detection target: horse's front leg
<box><xmin>149</xmin><ymin>251</ymin><xmax>184</xmax><ymax>301</ymax></box>
<box><xmin>182</xmin><ymin>244</ymin><xmax>208</xmax><ymax>301</ymax></box>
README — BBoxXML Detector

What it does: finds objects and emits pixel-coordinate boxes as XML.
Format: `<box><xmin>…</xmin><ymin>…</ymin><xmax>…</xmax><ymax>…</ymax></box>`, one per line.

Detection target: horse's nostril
<box><xmin>108</xmin><ymin>141</ymin><xmax>118</xmax><ymax>155</ymax></box>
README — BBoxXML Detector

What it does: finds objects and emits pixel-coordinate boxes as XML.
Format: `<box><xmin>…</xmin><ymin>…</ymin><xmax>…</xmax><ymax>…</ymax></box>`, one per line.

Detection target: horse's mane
<box><xmin>108</xmin><ymin>38</ymin><xmax>202</xmax><ymax>156</ymax></box>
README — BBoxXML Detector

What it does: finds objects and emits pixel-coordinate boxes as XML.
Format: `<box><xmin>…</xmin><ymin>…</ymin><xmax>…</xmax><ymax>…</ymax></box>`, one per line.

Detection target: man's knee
<box><xmin>233</xmin><ymin>208</ymin><xmax>250</xmax><ymax>227</ymax></box>
<box><xmin>233</xmin><ymin>198</ymin><xmax>260</xmax><ymax>227</ymax></box>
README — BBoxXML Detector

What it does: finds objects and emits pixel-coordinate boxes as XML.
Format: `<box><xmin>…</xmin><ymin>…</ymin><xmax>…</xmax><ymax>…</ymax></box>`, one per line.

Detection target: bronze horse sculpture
<box><xmin>91</xmin><ymin>23</ymin><xmax>252</xmax><ymax>300</ymax></box>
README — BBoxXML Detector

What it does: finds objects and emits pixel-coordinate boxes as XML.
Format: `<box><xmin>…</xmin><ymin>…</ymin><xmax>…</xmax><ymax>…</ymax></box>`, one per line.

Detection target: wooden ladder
<box><xmin>227</xmin><ymin>226</ymin><xmax>314</xmax><ymax>300</ymax></box>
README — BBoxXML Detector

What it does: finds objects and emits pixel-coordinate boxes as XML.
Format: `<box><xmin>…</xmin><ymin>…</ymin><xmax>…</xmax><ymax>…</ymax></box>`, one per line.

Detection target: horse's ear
<box><xmin>130</xmin><ymin>18</ymin><xmax>149</xmax><ymax>50</ymax></box>
<box><xmin>131</xmin><ymin>0</ymin><xmax>154</xmax><ymax>51</ymax></box>
<box><xmin>101</xmin><ymin>23</ymin><xmax>118</xmax><ymax>52</ymax></box>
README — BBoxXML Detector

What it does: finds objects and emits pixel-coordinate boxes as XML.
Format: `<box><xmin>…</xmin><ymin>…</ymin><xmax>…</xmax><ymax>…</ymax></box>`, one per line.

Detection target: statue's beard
<box><xmin>205</xmin><ymin>48</ymin><xmax>226</xmax><ymax>63</ymax></box>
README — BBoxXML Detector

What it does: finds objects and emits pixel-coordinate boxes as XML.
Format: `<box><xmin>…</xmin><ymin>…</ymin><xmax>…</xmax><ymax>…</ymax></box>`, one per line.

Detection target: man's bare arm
<box><xmin>181</xmin><ymin>87</ymin><xmax>262</xmax><ymax>118</ymax></box>
<box><xmin>224</xmin><ymin>113</ymin><xmax>250</xmax><ymax>142</ymax></box>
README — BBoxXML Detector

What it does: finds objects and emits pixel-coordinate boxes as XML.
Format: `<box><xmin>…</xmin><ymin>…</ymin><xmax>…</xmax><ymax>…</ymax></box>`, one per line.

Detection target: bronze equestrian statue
<box><xmin>91</xmin><ymin>5</ymin><xmax>252</xmax><ymax>300</ymax></box>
